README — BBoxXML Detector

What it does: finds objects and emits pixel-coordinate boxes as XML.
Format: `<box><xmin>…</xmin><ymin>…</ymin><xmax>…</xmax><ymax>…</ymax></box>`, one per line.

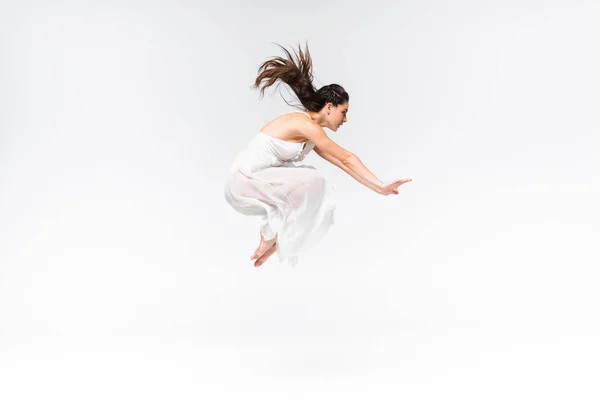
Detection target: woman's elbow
<box><xmin>340</xmin><ymin>152</ymin><xmax>357</xmax><ymax>166</ymax></box>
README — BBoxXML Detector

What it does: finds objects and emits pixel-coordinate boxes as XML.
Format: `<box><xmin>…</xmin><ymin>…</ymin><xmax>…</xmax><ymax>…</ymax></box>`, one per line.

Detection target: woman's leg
<box><xmin>250</xmin><ymin>166</ymin><xmax>327</xmax><ymax>263</ymax></box>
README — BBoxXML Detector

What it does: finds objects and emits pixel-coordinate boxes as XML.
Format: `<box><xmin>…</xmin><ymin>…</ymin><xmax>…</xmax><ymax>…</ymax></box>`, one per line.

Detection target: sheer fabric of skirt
<box><xmin>225</xmin><ymin>163</ymin><xmax>336</xmax><ymax>267</ymax></box>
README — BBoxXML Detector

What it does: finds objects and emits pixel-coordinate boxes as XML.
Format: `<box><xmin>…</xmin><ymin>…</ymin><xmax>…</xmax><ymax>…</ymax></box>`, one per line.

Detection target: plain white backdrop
<box><xmin>1</xmin><ymin>0</ymin><xmax>599</xmax><ymax>398</ymax></box>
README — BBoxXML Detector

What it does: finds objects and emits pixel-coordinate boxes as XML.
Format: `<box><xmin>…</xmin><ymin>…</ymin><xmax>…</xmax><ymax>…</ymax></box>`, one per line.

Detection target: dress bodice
<box><xmin>228</xmin><ymin>112</ymin><xmax>316</xmax><ymax>176</ymax></box>
<box><xmin>256</xmin><ymin>132</ymin><xmax>315</xmax><ymax>163</ymax></box>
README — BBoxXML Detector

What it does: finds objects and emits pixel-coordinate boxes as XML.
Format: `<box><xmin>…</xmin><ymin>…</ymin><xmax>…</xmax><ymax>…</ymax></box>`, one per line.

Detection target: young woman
<box><xmin>224</xmin><ymin>43</ymin><xmax>412</xmax><ymax>268</ymax></box>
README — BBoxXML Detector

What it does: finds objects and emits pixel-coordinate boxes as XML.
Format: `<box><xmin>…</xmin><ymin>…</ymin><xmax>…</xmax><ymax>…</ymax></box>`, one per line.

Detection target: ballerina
<box><xmin>224</xmin><ymin>42</ymin><xmax>412</xmax><ymax>268</ymax></box>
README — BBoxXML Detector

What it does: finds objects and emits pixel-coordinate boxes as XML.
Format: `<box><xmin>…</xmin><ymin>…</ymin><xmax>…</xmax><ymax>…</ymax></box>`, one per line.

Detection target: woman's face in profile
<box><xmin>329</xmin><ymin>102</ymin><xmax>348</xmax><ymax>132</ymax></box>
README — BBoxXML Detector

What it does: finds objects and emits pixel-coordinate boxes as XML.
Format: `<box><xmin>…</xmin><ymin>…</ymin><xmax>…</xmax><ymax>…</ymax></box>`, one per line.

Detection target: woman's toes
<box><xmin>250</xmin><ymin>235</ymin><xmax>277</xmax><ymax>261</ymax></box>
<box><xmin>254</xmin><ymin>244</ymin><xmax>277</xmax><ymax>267</ymax></box>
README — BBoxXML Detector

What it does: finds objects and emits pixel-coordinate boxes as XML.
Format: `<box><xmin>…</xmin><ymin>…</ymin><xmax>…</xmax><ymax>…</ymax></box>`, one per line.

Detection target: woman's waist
<box><xmin>228</xmin><ymin>148</ymin><xmax>282</xmax><ymax>174</ymax></box>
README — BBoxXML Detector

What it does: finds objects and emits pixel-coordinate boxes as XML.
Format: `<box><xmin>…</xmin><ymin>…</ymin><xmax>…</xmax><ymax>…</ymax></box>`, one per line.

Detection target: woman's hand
<box><xmin>379</xmin><ymin>178</ymin><xmax>412</xmax><ymax>195</ymax></box>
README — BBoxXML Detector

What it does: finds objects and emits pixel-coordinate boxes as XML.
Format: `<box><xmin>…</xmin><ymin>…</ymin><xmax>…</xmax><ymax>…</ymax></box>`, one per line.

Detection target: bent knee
<box><xmin>308</xmin><ymin>171</ymin><xmax>327</xmax><ymax>192</ymax></box>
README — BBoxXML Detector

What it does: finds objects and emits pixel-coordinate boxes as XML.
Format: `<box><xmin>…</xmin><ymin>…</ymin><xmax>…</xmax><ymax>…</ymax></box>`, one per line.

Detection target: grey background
<box><xmin>1</xmin><ymin>0</ymin><xmax>599</xmax><ymax>398</ymax></box>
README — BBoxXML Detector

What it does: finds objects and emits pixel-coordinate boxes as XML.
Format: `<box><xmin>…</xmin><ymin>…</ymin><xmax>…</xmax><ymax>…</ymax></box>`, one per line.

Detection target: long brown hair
<box><xmin>253</xmin><ymin>42</ymin><xmax>349</xmax><ymax>112</ymax></box>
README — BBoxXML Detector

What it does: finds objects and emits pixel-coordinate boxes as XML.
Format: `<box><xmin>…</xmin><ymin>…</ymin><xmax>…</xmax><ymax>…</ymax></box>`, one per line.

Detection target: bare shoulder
<box><xmin>260</xmin><ymin>112</ymin><xmax>313</xmax><ymax>142</ymax></box>
<box><xmin>297</xmin><ymin>118</ymin><xmax>325</xmax><ymax>141</ymax></box>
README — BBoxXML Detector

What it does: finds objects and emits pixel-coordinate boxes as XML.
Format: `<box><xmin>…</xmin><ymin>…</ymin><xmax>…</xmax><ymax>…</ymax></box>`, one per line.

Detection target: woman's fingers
<box><xmin>381</xmin><ymin>178</ymin><xmax>412</xmax><ymax>195</ymax></box>
<box><xmin>393</xmin><ymin>178</ymin><xmax>412</xmax><ymax>188</ymax></box>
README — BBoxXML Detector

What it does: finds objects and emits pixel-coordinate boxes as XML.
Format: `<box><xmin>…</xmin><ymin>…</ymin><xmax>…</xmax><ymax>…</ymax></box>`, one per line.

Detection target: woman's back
<box><xmin>259</xmin><ymin>111</ymin><xmax>313</xmax><ymax>143</ymax></box>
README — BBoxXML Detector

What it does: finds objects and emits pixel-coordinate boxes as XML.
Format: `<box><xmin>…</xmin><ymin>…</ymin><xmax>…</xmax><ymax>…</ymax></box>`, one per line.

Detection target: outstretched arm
<box><xmin>304</xmin><ymin>123</ymin><xmax>411</xmax><ymax>195</ymax></box>
<box><xmin>303</xmin><ymin>123</ymin><xmax>386</xmax><ymax>193</ymax></box>
<box><xmin>313</xmin><ymin>146</ymin><xmax>384</xmax><ymax>194</ymax></box>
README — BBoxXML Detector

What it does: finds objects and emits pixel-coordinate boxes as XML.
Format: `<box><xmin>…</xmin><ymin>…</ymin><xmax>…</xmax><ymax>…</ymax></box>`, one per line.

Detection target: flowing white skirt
<box><xmin>224</xmin><ymin>163</ymin><xmax>336</xmax><ymax>267</ymax></box>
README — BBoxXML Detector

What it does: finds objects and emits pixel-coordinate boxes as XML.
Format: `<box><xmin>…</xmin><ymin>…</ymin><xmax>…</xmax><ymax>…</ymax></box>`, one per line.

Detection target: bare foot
<box><xmin>250</xmin><ymin>233</ymin><xmax>277</xmax><ymax>261</ymax></box>
<box><xmin>254</xmin><ymin>243</ymin><xmax>277</xmax><ymax>267</ymax></box>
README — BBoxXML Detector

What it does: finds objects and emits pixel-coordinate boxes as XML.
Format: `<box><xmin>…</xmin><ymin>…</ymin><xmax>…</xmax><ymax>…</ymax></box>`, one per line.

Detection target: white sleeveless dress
<box><xmin>224</xmin><ymin>111</ymin><xmax>336</xmax><ymax>267</ymax></box>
